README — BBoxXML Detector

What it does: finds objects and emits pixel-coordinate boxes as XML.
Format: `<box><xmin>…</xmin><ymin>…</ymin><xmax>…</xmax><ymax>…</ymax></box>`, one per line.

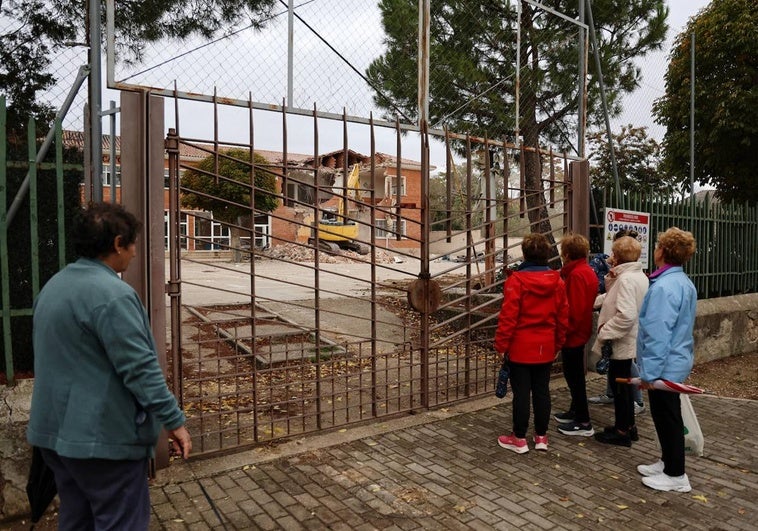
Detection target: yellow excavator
<box><xmin>311</xmin><ymin>164</ymin><xmax>370</xmax><ymax>254</ymax></box>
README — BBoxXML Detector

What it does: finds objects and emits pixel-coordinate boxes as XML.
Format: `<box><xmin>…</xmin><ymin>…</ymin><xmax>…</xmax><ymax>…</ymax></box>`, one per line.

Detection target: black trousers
<box><xmin>609</xmin><ymin>358</ymin><xmax>634</xmax><ymax>431</ymax></box>
<box><xmin>561</xmin><ymin>345</ymin><xmax>590</xmax><ymax>423</ymax></box>
<box><xmin>40</xmin><ymin>448</ymin><xmax>151</xmax><ymax>531</ymax></box>
<box><xmin>509</xmin><ymin>361</ymin><xmax>553</xmax><ymax>438</ymax></box>
<box><xmin>648</xmin><ymin>389</ymin><xmax>686</xmax><ymax>477</ymax></box>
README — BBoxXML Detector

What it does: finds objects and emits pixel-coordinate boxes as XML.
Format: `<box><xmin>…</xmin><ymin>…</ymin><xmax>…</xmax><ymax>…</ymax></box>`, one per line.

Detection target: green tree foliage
<box><xmin>653</xmin><ymin>0</ymin><xmax>758</xmax><ymax>203</ymax></box>
<box><xmin>428</xmin><ymin>167</ymin><xmax>476</xmax><ymax>232</ymax></box>
<box><xmin>367</xmin><ymin>0</ymin><xmax>667</xmax><ymax>237</ymax></box>
<box><xmin>181</xmin><ymin>149</ymin><xmax>278</xmax><ymax>223</ymax></box>
<box><xmin>588</xmin><ymin>125</ymin><xmax>678</xmax><ymax>196</ymax></box>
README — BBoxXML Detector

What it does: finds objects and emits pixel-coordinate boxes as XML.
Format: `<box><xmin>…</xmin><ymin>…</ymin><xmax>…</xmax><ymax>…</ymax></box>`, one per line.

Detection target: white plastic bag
<box><xmin>652</xmin><ymin>394</ymin><xmax>705</xmax><ymax>456</ymax></box>
<box><xmin>680</xmin><ymin>395</ymin><xmax>704</xmax><ymax>457</ymax></box>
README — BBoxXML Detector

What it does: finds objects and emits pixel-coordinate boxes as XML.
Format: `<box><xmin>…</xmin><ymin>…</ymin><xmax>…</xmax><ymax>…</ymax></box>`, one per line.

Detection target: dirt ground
<box><xmin>685</xmin><ymin>351</ymin><xmax>758</xmax><ymax>400</ymax></box>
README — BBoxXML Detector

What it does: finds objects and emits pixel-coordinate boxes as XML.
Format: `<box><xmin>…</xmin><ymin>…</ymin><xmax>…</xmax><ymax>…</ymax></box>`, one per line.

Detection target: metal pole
<box><xmin>106</xmin><ymin>0</ymin><xmax>115</xmax><ymax>86</ymax></box>
<box><xmin>89</xmin><ymin>0</ymin><xmax>103</xmax><ymax>201</ymax></box>
<box><xmin>515</xmin><ymin>1</ymin><xmax>521</xmax><ymax>145</ymax></box>
<box><xmin>690</xmin><ymin>32</ymin><xmax>696</xmax><ymax>219</ymax></box>
<box><xmin>577</xmin><ymin>0</ymin><xmax>585</xmax><ymax>157</ymax></box>
<box><xmin>287</xmin><ymin>0</ymin><xmax>294</xmax><ymax>109</ymax></box>
<box><xmin>108</xmin><ymin>101</ymin><xmax>118</xmax><ymax>202</ymax></box>
<box><xmin>418</xmin><ymin>0</ymin><xmax>431</xmax><ymax>409</ymax></box>
<box><xmin>586</xmin><ymin>0</ymin><xmax>623</xmax><ymax>208</ymax></box>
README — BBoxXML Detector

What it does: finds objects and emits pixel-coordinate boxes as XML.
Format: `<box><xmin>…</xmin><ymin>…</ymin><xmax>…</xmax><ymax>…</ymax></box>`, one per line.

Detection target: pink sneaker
<box><xmin>534</xmin><ymin>434</ymin><xmax>548</xmax><ymax>451</ymax></box>
<box><xmin>498</xmin><ymin>433</ymin><xmax>529</xmax><ymax>454</ymax></box>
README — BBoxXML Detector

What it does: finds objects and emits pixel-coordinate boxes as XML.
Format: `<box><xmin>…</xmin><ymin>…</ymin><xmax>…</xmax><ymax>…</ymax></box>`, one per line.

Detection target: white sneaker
<box><xmin>634</xmin><ymin>402</ymin><xmax>645</xmax><ymax>415</ymax></box>
<box><xmin>641</xmin><ymin>472</ymin><xmax>692</xmax><ymax>493</ymax></box>
<box><xmin>588</xmin><ymin>394</ymin><xmax>614</xmax><ymax>405</ymax></box>
<box><xmin>637</xmin><ymin>460</ymin><xmax>665</xmax><ymax>477</ymax></box>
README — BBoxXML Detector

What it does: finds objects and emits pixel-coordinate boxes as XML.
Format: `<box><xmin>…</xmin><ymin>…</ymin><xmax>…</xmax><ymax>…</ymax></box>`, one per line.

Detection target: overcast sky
<box><xmin>611</xmin><ymin>0</ymin><xmax>712</xmax><ymax>140</ymax></box>
<box><xmin>94</xmin><ymin>0</ymin><xmax>714</xmax><ymax>169</ymax></box>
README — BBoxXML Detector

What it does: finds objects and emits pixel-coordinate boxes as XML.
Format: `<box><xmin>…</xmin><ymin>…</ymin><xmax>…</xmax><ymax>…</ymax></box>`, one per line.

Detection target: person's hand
<box><xmin>496</xmin><ymin>351</ymin><xmax>505</xmax><ymax>362</ymax></box>
<box><xmin>168</xmin><ymin>426</ymin><xmax>192</xmax><ymax>459</ymax></box>
<box><xmin>638</xmin><ymin>380</ymin><xmax>654</xmax><ymax>390</ymax></box>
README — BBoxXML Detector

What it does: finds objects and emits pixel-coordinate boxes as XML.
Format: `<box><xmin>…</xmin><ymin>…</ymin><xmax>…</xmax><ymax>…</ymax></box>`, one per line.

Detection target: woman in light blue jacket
<box><xmin>636</xmin><ymin>227</ymin><xmax>697</xmax><ymax>493</ymax></box>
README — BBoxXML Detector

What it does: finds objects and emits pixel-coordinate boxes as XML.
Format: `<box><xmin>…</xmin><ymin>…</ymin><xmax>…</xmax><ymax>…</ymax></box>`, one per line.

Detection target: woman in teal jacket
<box><xmin>636</xmin><ymin>227</ymin><xmax>697</xmax><ymax>493</ymax></box>
<box><xmin>28</xmin><ymin>202</ymin><xmax>191</xmax><ymax>530</ymax></box>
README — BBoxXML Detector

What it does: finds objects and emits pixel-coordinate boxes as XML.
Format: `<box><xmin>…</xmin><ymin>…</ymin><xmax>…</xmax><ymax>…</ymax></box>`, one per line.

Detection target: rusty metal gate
<box><xmin>163</xmin><ymin>98</ymin><xmax>585</xmax><ymax>456</ymax></box>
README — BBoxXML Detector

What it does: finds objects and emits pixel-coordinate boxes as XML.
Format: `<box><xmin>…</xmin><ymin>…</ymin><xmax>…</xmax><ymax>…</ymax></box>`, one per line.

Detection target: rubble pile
<box><xmin>261</xmin><ymin>243</ymin><xmax>398</xmax><ymax>264</ymax></box>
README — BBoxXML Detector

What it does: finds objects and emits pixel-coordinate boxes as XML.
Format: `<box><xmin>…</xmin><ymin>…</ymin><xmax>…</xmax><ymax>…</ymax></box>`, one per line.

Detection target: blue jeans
<box><xmin>605</xmin><ymin>359</ymin><xmax>644</xmax><ymax>404</ymax></box>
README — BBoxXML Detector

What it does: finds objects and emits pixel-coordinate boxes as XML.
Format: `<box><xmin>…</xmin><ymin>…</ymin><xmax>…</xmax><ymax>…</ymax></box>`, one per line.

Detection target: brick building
<box><xmin>66</xmin><ymin>131</ymin><xmax>424</xmax><ymax>253</ymax></box>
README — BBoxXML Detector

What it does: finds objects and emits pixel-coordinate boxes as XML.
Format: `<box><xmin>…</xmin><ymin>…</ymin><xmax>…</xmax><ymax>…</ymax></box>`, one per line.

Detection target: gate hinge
<box><xmin>165</xmin><ymin>280</ymin><xmax>181</xmax><ymax>296</ymax></box>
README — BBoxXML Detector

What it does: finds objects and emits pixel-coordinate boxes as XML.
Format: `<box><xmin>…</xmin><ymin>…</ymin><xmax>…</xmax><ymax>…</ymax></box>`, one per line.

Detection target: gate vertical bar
<box><xmin>108</xmin><ymin>100</ymin><xmax>118</xmax><ymax>203</ymax></box>
<box><xmin>248</xmin><ymin>94</ymin><xmax>259</xmax><ymax>441</ymax></box>
<box><xmin>55</xmin><ymin>120</ymin><xmax>66</xmax><ymax>270</ymax></box>
<box><xmin>0</xmin><ymin>98</ymin><xmax>13</xmax><ymax>385</ymax></box>
<box><xmin>165</xmin><ymin>128</ymin><xmax>182</xmax><ymax>404</ymax></box>
<box><xmin>369</xmin><ymin>113</ymin><xmax>378</xmax><ymax>417</ymax></box>
<box><xmin>418</xmin><ymin>0</ymin><xmax>431</xmax><ymax>409</ymax></box>
<box><xmin>88</xmin><ymin>0</ymin><xmax>103</xmax><ymax>202</ymax></box>
<box><xmin>28</xmin><ymin>119</ymin><xmax>40</xmax><ymax>298</ymax></box>
<box><xmin>311</xmin><ymin>104</ymin><xmax>323</xmax><ymax>429</ymax></box>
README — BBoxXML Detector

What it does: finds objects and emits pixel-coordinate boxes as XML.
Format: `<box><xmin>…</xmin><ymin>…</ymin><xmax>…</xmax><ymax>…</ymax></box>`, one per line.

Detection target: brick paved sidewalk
<box><xmin>149</xmin><ymin>376</ymin><xmax>758</xmax><ymax>530</ymax></box>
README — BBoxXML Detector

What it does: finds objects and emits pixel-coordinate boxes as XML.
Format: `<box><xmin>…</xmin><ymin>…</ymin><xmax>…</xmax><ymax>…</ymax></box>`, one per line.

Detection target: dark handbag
<box><xmin>596</xmin><ymin>341</ymin><xmax>612</xmax><ymax>375</ymax></box>
<box><xmin>495</xmin><ymin>358</ymin><xmax>510</xmax><ymax>398</ymax></box>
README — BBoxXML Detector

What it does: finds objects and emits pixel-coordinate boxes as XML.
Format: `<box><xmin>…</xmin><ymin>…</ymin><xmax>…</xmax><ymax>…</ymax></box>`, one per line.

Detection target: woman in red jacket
<box><xmin>494</xmin><ymin>233</ymin><xmax>569</xmax><ymax>453</ymax></box>
<box><xmin>555</xmin><ymin>233</ymin><xmax>600</xmax><ymax>437</ymax></box>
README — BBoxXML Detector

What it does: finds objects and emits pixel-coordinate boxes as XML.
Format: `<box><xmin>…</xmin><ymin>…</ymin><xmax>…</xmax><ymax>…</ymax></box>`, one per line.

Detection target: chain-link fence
<box><xmin>110</xmin><ymin>0</ymin><xmax>388</xmax><ymax>118</ymax></box>
<box><xmin>107</xmin><ymin>1</ymin><xmax>585</xmax><ymax>155</ymax></box>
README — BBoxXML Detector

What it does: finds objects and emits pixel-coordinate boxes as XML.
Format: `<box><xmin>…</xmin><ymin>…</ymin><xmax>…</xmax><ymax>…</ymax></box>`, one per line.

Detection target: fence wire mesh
<box><xmin>111</xmin><ymin>0</ymin><xmax>388</xmax><ymax>118</ymax></box>
<box><xmin>106</xmin><ymin>0</ymin><xmax>583</xmax><ymax>158</ymax></box>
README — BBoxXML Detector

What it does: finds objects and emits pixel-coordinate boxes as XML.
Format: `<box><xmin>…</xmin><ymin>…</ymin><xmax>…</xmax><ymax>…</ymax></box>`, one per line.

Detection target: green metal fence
<box><xmin>593</xmin><ymin>190</ymin><xmax>758</xmax><ymax>300</ymax></box>
<box><xmin>1</xmin><ymin>96</ymin><xmax>81</xmax><ymax>385</ymax></box>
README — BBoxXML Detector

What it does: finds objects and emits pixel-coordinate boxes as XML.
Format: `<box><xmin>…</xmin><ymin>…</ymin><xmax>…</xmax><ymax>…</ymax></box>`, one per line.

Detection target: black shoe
<box><xmin>594</xmin><ymin>429</ymin><xmax>632</xmax><ymax>447</ymax></box>
<box><xmin>554</xmin><ymin>411</ymin><xmax>575</xmax><ymax>424</ymax></box>
<box><xmin>603</xmin><ymin>425</ymin><xmax>638</xmax><ymax>441</ymax></box>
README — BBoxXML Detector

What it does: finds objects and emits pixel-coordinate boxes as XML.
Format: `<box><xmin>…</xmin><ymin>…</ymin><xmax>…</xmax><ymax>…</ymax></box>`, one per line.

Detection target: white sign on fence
<box><xmin>603</xmin><ymin>208</ymin><xmax>651</xmax><ymax>266</ymax></box>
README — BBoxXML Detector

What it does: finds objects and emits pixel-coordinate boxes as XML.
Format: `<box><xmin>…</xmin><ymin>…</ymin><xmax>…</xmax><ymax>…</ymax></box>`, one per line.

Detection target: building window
<box><xmin>384</xmin><ymin>175</ymin><xmax>406</xmax><ymax>198</ymax></box>
<box><xmin>239</xmin><ymin>218</ymin><xmax>271</xmax><ymax>250</ymax></box>
<box><xmin>163</xmin><ymin>211</ymin><xmax>189</xmax><ymax>250</ymax></box>
<box><xmin>102</xmin><ymin>165</ymin><xmax>121</xmax><ymax>186</ymax></box>
<box><xmin>164</xmin><ymin>168</ymin><xmax>185</xmax><ymax>189</ymax></box>
<box><xmin>285</xmin><ymin>176</ymin><xmax>316</xmax><ymax>208</ymax></box>
<box><xmin>193</xmin><ymin>214</ymin><xmax>230</xmax><ymax>251</ymax></box>
<box><xmin>376</xmin><ymin>217</ymin><xmax>407</xmax><ymax>239</ymax></box>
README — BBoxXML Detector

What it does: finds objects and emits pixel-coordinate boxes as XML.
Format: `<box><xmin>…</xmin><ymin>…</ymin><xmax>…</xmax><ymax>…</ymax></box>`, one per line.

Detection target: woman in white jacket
<box><xmin>592</xmin><ymin>236</ymin><xmax>649</xmax><ymax>447</ymax></box>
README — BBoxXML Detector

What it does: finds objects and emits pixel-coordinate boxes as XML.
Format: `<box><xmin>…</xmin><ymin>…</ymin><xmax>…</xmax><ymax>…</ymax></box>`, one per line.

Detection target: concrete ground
<box><xmin>147</xmin><ymin>375</ymin><xmax>758</xmax><ymax>530</ymax></box>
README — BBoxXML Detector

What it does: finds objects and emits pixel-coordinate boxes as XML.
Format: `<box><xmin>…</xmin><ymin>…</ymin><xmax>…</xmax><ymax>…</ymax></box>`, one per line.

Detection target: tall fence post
<box><xmin>0</xmin><ymin>97</ymin><xmax>12</xmax><ymax>385</ymax></box>
<box><xmin>569</xmin><ymin>160</ymin><xmax>590</xmax><ymax>237</ymax></box>
<box><xmin>120</xmin><ymin>91</ymin><xmax>171</xmax><ymax>470</ymax></box>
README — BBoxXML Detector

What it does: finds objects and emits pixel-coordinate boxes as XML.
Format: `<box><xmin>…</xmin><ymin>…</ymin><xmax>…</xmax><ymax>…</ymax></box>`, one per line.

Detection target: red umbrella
<box><xmin>615</xmin><ymin>377</ymin><xmax>704</xmax><ymax>394</ymax></box>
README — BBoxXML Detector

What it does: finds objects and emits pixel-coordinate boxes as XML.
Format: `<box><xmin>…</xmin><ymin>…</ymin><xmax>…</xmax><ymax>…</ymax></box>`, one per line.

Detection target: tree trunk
<box><xmin>520</xmin><ymin>3</ymin><xmax>558</xmax><ymax>265</ymax></box>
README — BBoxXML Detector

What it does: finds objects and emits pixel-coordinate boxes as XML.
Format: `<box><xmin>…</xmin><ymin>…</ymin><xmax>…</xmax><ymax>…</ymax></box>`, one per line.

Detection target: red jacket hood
<box><xmin>511</xmin><ymin>269</ymin><xmax>563</xmax><ymax>295</ymax></box>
